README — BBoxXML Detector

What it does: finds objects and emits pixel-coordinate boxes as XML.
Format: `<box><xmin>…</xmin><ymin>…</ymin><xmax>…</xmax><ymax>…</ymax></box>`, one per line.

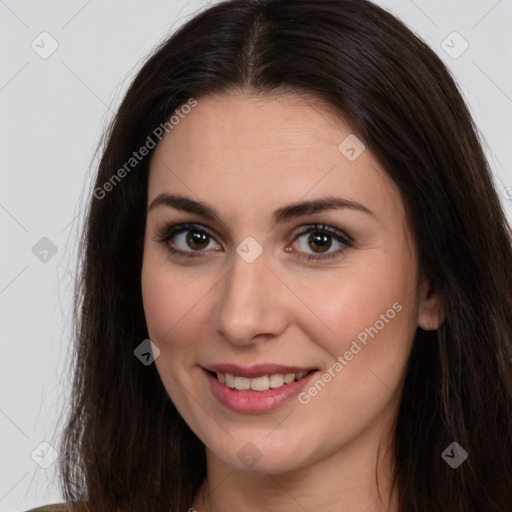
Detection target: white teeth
<box><xmin>215</xmin><ymin>371</ymin><xmax>311</xmax><ymax>391</ymax></box>
<box><xmin>269</xmin><ymin>374</ymin><xmax>284</xmax><ymax>388</ymax></box>
<box><xmin>283</xmin><ymin>373</ymin><xmax>295</xmax><ymax>384</ymax></box>
<box><xmin>250</xmin><ymin>375</ymin><xmax>269</xmax><ymax>391</ymax></box>
<box><xmin>234</xmin><ymin>376</ymin><xmax>251</xmax><ymax>390</ymax></box>
<box><xmin>225</xmin><ymin>373</ymin><xmax>235</xmax><ymax>388</ymax></box>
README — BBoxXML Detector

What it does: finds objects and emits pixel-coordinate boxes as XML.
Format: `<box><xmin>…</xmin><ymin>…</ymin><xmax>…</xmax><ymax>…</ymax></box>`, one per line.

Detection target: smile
<box><xmin>213</xmin><ymin>370</ymin><xmax>315</xmax><ymax>391</ymax></box>
<box><xmin>202</xmin><ymin>364</ymin><xmax>319</xmax><ymax>413</ymax></box>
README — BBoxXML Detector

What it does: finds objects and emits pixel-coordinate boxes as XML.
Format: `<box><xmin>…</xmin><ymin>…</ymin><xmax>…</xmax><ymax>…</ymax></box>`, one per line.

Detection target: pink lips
<box><xmin>202</xmin><ymin>364</ymin><xmax>319</xmax><ymax>413</ymax></box>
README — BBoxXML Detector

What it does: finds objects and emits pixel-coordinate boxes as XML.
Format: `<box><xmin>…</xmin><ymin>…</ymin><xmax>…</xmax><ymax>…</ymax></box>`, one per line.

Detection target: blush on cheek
<box><xmin>142</xmin><ymin>283</ymin><xmax>204</xmax><ymax>357</ymax></box>
<box><xmin>320</xmin><ymin>297</ymin><xmax>408</xmax><ymax>367</ymax></box>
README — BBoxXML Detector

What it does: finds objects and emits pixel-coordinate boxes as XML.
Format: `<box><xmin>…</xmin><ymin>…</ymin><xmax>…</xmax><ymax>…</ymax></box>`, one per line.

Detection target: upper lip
<box><xmin>203</xmin><ymin>363</ymin><xmax>318</xmax><ymax>378</ymax></box>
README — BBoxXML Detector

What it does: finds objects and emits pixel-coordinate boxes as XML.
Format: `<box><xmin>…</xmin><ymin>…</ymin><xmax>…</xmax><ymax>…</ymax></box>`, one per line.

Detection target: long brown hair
<box><xmin>59</xmin><ymin>1</ymin><xmax>512</xmax><ymax>510</ymax></box>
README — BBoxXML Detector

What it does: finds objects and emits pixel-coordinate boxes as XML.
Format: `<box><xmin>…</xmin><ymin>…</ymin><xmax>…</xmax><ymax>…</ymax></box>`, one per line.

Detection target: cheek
<box><xmin>141</xmin><ymin>249</ymin><xmax>218</xmax><ymax>359</ymax></box>
<box><xmin>292</xmin><ymin>261</ymin><xmax>418</xmax><ymax>434</ymax></box>
<box><xmin>297</xmin><ymin>252</ymin><xmax>418</xmax><ymax>368</ymax></box>
<box><xmin>141</xmin><ymin>253</ymin><xmax>192</xmax><ymax>347</ymax></box>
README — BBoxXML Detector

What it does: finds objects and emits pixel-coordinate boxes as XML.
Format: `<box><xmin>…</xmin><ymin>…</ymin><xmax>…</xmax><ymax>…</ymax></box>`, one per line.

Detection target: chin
<box><xmin>206</xmin><ymin>430</ymin><xmax>319</xmax><ymax>475</ymax></box>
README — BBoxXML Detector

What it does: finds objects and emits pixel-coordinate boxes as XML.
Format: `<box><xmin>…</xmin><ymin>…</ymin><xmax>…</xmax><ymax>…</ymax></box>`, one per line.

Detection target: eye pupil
<box><xmin>308</xmin><ymin>232</ymin><xmax>332</xmax><ymax>253</ymax></box>
<box><xmin>187</xmin><ymin>231</ymin><xmax>209</xmax><ymax>250</ymax></box>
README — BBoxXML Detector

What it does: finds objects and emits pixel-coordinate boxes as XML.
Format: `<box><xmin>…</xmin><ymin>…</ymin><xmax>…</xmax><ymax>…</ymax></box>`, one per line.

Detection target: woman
<box><xmin>27</xmin><ymin>0</ymin><xmax>512</xmax><ymax>511</ymax></box>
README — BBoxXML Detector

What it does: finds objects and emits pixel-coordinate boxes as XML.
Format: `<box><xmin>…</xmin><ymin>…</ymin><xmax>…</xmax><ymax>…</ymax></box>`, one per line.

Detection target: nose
<box><xmin>213</xmin><ymin>245</ymin><xmax>290</xmax><ymax>346</ymax></box>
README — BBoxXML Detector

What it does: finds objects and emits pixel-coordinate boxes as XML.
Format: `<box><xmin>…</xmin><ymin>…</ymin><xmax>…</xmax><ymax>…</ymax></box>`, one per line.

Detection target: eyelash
<box><xmin>154</xmin><ymin>222</ymin><xmax>353</xmax><ymax>262</ymax></box>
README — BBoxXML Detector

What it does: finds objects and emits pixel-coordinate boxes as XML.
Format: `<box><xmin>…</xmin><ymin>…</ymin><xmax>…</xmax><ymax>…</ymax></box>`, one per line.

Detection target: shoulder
<box><xmin>24</xmin><ymin>503</ymin><xmax>73</xmax><ymax>512</ymax></box>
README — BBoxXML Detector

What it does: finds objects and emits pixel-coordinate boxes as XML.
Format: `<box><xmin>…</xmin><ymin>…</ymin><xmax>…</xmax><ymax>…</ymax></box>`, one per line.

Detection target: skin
<box><xmin>141</xmin><ymin>91</ymin><xmax>443</xmax><ymax>512</ymax></box>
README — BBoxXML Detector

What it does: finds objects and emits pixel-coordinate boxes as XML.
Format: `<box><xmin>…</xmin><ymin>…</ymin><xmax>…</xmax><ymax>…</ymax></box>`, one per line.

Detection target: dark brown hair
<box><xmin>59</xmin><ymin>1</ymin><xmax>512</xmax><ymax>511</ymax></box>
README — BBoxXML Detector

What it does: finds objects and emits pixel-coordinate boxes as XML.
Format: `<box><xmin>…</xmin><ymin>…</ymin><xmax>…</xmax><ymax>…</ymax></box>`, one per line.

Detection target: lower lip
<box><xmin>203</xmin><ymin>368</ymin><xmax>319</xmax><ymax>413</ymax></box>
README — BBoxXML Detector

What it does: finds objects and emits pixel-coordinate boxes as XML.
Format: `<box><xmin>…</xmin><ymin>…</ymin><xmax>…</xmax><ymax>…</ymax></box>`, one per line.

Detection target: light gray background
<box><xmin>1</xmin><ymin>1</ymin><xmax>511</xmax><ymax>511</ymax></box>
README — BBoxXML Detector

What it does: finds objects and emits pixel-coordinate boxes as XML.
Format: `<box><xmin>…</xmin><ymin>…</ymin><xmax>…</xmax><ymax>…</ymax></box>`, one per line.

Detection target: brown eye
<box><xmin>292</xmin><ymin>224</ymin><xmax>352</xmax><ymax>261</ymax></box>
<box><xmin>156</xmin><ymin>223</ymin><xmax>221</xmax><ymax>258</ymax></box>
<box><xmin>307</xmin><ymin>232</ymin><xmax>332</xmax><ymax>253</ymax></box>
<box><xmin>186</xmin><ymin>230</ymin><xmax>210</xmax><ymax>250</ymax></box>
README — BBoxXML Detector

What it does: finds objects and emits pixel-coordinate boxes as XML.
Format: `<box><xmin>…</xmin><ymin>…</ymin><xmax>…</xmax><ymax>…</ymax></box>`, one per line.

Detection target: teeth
<box><xmin>215</xmin><ymin>371</ymin><xmax>310</xmax><ymax>391</ymax></box>
<box><xmin>269</xmin><ymin>374</ymin><xmax>284</xmax><ymax>388</ymax></box>
<box><xmin>234</xmin><ymin>376</ymin><xmax>251</xmax><ymax>390</ymax></box>
<box><xmin>225</xmin><ymin>373</ymin><xmax>235</xmax><ymax>388</ymax></box>
<box><xmin>283</xmin><ymin>373</ymin><xmax>295</xmax><ymax>384</ymax></box>
<box><xmin>250</xmin><ymin>375</ymin><xmax>269</xmax><ymax>391</ymax></box>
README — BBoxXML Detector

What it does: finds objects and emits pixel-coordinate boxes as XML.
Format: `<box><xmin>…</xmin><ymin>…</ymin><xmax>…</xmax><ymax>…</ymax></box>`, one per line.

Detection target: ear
<box><xmin>417</xmin><ymin>279</ymin><xmax>444</xmax><ymax>331</ymax></box>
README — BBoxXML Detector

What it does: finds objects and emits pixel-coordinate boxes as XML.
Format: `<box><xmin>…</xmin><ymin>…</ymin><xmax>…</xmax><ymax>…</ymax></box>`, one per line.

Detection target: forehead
<box><xmin>151</xmin><ymin>92</ymin><xmax>356</xmax><ymax>169</ymax></box>
<box><xmin>147</xmin><ymin>92</ymin><xmax>403</xmax><ymax>226</ymax></box>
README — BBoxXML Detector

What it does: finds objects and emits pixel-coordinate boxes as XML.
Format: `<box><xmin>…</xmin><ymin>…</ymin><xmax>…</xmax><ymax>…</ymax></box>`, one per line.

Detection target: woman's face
<box><xmin>141</xmin><ymin>92</ymin><xmax>442</xmax><ymax>475</ymax></box>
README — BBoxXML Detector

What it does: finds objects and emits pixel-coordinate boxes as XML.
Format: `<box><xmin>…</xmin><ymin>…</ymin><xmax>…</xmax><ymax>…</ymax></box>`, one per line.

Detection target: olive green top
<box><xmin>25</xmin><ymin>503</ymin><xmax>71</xmax><ymax>512</ymax></box>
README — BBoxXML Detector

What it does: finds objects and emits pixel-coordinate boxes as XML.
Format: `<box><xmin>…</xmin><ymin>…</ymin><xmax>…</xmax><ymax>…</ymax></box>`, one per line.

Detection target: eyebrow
<box><xmin>147</xmin><ymin>193</ymin><xmax>376</xmax><ymax>224</ymax></box>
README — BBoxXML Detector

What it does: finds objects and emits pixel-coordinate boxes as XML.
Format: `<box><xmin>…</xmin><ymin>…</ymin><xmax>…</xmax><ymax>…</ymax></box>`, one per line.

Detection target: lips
<box><xmin>202</xmin><ymin>363</ymin><xmax>320</xmax><ymax>413</ymax></box>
